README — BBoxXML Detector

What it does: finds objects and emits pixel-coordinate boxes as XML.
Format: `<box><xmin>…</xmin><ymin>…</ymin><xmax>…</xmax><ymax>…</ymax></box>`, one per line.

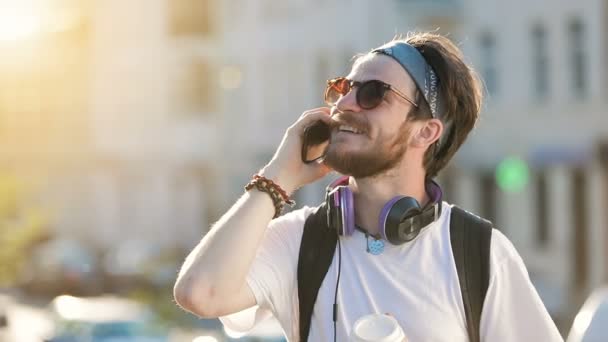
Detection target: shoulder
<box><xmin>443</xmin><ymin>203</ymin><xmax>524</xmax><ymax>271</ymax></box>
<box><xmin>263</xmin><ymin>206</ymin><xmax>318</xmax><ymax>246</ymax></box>
<box><xmin>489</xmin><ymin>229</ymin><xmax>521</xmax><ymax>263</ymax></box>
<box><xmin>488</xmin><ymin>228</ymin><xmax>527</xmax><ymax>275</ymax></box>
<box><xmin>269</xmin><ymin>206</ymin><xmax>317</xmax><ymax>231</ymax></box>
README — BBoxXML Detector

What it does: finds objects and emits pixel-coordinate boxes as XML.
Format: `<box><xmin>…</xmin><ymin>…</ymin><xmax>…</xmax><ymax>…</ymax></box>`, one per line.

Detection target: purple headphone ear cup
<box><xmin>378</xmin><ymin>196</ymin><xmax>405</xmax><ymax>241</ymax></box>
<box><xmin>326</xmin><ymin>186</ymin><xmax>341</xmax><ymax>233</ymax></box>
<box><xmin>339</xmin><ymin>186</ymin><xmax>355</xmax><ymax>236</ymax></box>
<box><xmin>379</xmin><ymin>196</ymin><xmax>422</xmax><ymax>244</ymax></box>
<box><xmin>326</xmin><ymin>177</ymin><xmax>354</xmax><ymax>236</ymax></box>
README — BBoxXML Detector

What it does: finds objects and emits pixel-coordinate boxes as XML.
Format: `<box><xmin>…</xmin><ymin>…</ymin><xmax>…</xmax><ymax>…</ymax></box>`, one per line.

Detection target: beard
<box><xmin>324</xmin><ymin>120</ymin><xmax>412</xmax><ymax>179</ymax></box>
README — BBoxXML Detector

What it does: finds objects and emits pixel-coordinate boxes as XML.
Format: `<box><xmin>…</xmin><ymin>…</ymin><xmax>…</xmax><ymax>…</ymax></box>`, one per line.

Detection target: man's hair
<box><xmin>359</xmin><ymin>32</ymin><xmax>483</xmax><ymax>179</ymax></box>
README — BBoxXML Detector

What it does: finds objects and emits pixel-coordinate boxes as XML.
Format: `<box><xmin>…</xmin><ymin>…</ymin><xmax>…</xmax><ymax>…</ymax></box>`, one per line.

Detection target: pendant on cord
<box><xmin>366</xmin><ymin>236</ymin><xmax>385</xmax><ymax>255</ymax></box>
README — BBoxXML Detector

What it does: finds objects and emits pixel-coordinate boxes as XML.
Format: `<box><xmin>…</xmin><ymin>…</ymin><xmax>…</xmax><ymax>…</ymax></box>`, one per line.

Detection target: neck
<box><xmin>349</xmin><ymin>164</ymin><xmax>430</xmax><ymax>237</ymax></box>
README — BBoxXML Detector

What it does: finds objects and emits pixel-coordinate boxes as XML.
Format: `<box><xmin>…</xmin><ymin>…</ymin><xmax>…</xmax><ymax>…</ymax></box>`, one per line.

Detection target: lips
<box><xmin>332</xmin><ymin>120</ymin><xmax>368</xmax><ymax>136</ymax></box>
<box><xmin>337</xmin><ymin>125</ymin><xmax>364</xmax><ymax>134</ymax></box>
<box><xmin>330</xmin><ymin>112</ymin><xmax>369</xmax><ymax>136</ymax></box>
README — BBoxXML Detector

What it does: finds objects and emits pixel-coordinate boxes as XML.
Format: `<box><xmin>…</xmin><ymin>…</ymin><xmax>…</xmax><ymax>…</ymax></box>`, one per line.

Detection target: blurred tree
<box><xmin>0</xmin><ymin>173</ymin><xmax>51</xmax><ymax>287</ymax></box>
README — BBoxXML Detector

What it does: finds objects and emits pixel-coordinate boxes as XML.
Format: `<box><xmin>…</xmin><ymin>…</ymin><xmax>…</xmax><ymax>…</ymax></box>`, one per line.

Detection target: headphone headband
<box><xmin>372</xmin><ymin>41</ymin><xmax>444</xmax><ymax>120</ymax></box>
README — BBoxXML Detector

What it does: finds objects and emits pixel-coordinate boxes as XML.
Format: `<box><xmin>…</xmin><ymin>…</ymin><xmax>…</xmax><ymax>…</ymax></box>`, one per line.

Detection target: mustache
<box><xmin>330</xmin><ymin>111</ymin><xmax>370</xmax><ymax>133</ymax></box>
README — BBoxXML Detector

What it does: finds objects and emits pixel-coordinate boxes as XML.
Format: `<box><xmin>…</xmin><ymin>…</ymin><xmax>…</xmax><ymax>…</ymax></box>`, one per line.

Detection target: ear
<box><xmin>411</xmin><ymin>119</ymin><xmax>443</xmax><ymax>149</ymax></box>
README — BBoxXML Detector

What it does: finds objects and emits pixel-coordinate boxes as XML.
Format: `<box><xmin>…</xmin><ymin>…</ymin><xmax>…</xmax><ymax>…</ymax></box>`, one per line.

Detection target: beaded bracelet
<box><xmin>245</xmin><ymin>174</ymin><xmax>295</xmax><ymax>218</ymax></box>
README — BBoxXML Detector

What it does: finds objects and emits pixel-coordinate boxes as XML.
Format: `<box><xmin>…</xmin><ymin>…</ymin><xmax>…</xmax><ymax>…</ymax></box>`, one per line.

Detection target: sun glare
<box><xmin>0</xmin><ymin>1</ymin><xmax>45</xmax><ymax>42</ymax></box>
<box><xmin>0</xmin><ymin>0</ymin><xmax>79</xmax><ymax>42</ymax></box>
<box><xmin>1</xmin><ymin>15</ymin><xmax>44</xmax><ymax>42</ymax></box>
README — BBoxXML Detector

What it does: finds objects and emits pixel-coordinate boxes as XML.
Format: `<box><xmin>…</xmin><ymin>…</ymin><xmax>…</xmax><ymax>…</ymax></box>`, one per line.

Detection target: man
<box><xmin>173</xmin><ymin>32</ymin><xmax>563</xmax><ymax>341</ymax></box>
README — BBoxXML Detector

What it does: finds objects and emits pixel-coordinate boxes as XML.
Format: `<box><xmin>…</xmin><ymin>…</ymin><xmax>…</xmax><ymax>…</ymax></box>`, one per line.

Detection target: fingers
<box><xmin>294</xmin><ymin>109</ymin><xmax>333</xmax><ymax>130</ymax></box>
<box><xmin>301</xmin><ymin>107</ymin><xmax>331</xmax><ymax>116</ymax></box>
<box><xmin>297</xmin><ymin>107</ymin><xmax>331</xmax><ymax>122</ymax></box>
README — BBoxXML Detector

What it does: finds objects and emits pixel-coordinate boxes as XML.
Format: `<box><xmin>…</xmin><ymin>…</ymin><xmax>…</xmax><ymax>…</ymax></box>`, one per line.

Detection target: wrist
<box><xmin>258</xmin><ymin>165</ymin><xmax>297</xmax><ymax>195</ymax></box>
<box><xmin>245</xmin><ymin>173</ymin><xmax>295</xmax><ymax>218</ymax></box>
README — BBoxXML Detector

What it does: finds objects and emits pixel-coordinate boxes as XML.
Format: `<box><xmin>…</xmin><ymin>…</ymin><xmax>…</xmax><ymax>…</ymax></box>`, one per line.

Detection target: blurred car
<box><xmin>0</xmin><ymin>294</ymin><xmax>11</xmax><ymax>336</ymax></box>
<box><xmin>103</xmin><ymin>240</ymin><xmax>179</xmax><ymax>291</ymax></box>
<box><xmin>44</xmin><ymin>295</ymin><xmax>169</xmax><ymax>342</ymax></box>
<box><xmin>21</xmin><ymin>238</ymin><xmax>102</xmax><ymax>296</ymax></box>
<box><xmin>567</xmin><ymin>286</ymin><xmax>608</xmax><ymax>342</ymax></box>
<box><xmin>0</xmin><ymin>294</ymin><xmax>10</xmax><ymax>328</ymax></box>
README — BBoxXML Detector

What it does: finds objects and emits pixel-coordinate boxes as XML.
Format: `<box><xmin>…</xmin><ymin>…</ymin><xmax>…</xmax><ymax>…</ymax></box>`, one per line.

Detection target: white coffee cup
<box><xmin>352</xmin><ymin>313</ymin><xmax>407</xmax><ymax>342</ymax></box>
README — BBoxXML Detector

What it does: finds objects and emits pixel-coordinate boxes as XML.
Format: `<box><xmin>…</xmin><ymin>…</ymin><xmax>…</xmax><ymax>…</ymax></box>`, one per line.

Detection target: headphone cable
<box><xmin>333</xmin><ymin>237</ymin><xmax>342</xmax><ymax>342</ymax></box>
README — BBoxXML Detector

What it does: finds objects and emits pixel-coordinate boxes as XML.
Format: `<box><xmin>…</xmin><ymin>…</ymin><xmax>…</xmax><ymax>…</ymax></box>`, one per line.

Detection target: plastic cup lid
<box><xmin>352</xmin><ymin>314</ymin><xmax>406</xmax><ymax>342</ymax></box>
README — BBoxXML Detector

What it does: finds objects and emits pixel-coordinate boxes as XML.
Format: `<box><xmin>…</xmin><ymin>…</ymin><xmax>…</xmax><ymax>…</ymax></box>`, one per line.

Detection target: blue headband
<box><xmin>372</xmin><ymin>41</ymin><xmax>444</xmax><ymax>119</ymax></box>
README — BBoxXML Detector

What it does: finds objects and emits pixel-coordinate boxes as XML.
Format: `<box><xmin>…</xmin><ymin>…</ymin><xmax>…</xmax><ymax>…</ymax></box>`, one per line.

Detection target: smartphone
<box><xmin>301</xmin><ymin>120</ymin><xmax>331</xmax><ymax>164</ymax></box>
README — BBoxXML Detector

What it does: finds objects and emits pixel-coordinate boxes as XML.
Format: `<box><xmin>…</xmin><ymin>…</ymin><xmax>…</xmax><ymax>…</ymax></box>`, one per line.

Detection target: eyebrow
<box><xmin>386</xmin><ymin>83</ymin><xmax>418</xmax><ymax>107</ymax></box>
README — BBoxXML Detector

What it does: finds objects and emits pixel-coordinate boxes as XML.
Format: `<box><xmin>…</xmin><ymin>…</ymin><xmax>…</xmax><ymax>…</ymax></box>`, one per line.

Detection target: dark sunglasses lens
<box><xmin>325</xmin><ymin>78</ymin><xmax>349</xmax><ymax>105</ymax></box>
<box><xmin>357</xmin><ymin>81</ymin><xmax>385</xmax><ymax>109</ymax></box>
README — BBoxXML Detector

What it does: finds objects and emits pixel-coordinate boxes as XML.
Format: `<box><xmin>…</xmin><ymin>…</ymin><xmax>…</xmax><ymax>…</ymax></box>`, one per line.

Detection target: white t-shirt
<box><xmin>220</xmin><ymin>203</ymin><xmax>563</xmax><ymax>342</ymax></box>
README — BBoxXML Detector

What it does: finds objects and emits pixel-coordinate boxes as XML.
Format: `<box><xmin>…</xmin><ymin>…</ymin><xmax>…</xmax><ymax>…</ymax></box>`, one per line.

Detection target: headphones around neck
<box><xmin>325</xmin><ymin>176</ymin><xmax>443</xmax><ymax>245</ymax></box>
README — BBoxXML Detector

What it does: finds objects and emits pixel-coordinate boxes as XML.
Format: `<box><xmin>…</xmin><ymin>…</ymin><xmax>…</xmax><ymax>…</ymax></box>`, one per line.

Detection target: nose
<box><xmin>334</xmin><ymin>87</ymin><xmax>362</xmax><ymax>113</ymax></box>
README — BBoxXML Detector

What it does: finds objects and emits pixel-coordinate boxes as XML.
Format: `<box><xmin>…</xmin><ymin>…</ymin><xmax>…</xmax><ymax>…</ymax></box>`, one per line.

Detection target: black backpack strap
<box><xmin>297</xmin><ymin>204</ymin><xmax>338</xmax><ymax>342</ymax></box>
<box><xmin>450</xmin><ymin>205</ymin><xmax>493</xmax><ymax>342</ymax></box>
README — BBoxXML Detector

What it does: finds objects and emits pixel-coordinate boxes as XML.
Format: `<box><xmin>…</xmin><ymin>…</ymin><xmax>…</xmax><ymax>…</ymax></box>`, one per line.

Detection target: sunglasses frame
<box><xmin>325</xmin><ymin>77</ymin><xmax>419</xmax><ymax>110</ymax></box>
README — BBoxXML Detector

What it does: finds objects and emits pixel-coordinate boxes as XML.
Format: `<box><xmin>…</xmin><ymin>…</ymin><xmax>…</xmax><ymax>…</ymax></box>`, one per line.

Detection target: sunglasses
<box><xmin>324</xmin><ymin>77</ymin><xmax>418</xmax><ymax>110</ymax></box>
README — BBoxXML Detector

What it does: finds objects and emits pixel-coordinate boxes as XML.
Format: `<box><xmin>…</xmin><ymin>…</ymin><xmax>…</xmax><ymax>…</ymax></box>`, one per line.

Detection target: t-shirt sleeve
<box><xmin>480</xmin><ymin>229</ymin><xmax>564</xmax><ymax>342</ymax></box>
<box><xmin>219</xmin><ymin>206</ymin><xmax>313</xmax><ymax>336</ymax></box>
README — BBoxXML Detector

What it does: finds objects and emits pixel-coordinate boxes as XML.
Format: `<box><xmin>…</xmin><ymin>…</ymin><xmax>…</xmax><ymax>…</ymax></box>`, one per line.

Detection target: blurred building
<box><xmin>449</xmin><ymin>0</ymin><xmax>608</xmax><ymax>330</ymax></box>
<box><xmin>0</xmin><ymin>0</ymin><xmax>223</xmax><ymax>256</ymax></box>
<box><xmin>87</xmin><ymin>0</ymin><xmax>221</xmax><ymax>251</ymax></box>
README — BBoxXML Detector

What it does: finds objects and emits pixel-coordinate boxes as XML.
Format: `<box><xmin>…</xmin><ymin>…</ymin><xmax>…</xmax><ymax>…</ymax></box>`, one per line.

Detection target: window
<box><xmin>479</xmin><ymin>32</ymin><xmax>498</xmax><ymax>96</ymax></box>
<box><xmin>175</xmin><ymin>61</ymin><xmax>218</xmax><ymax>114</ymax></box>
<box><xmin>568</xmin><ymin>18</ymin><xmax>587</xmax><ymax>97</ymax></box>
<box><xmin>535</xmin><ymin>171</ymin><xmax>549</xmax><ymax>247</ymax></box>
<box><xmin>571</xmin><ymin>167</ymin><xmax>588</xmax><ymax>290</ymax></box>
<box><xmin>531</xmin><ymin>24</ymin><xmax>549</xmax><ymax>99</ymax></box>
<box><xmin>169</xmin><ymin>0</ymin><xmax>214</xmax><ymax>36</ymax></box>
<box><xmin>480</xmin><ymin>171</ymin><xmax>497</xmax><ymax>226</ymax></box>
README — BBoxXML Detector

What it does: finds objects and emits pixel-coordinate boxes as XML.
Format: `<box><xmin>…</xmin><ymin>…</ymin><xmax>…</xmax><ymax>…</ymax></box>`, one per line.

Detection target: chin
<box><xmin>324</xmin><ymin>139</ymin><xmax>406</xmax><ymax>179</ymax></box>
<box><xmin>325</xmin><ymin>145</ymin><xmax>363</xmax><ymax>162</ymax></box>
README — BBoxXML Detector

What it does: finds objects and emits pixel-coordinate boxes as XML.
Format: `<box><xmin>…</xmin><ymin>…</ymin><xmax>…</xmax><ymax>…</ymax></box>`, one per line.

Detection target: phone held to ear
<box><xmin>301</xmin><ymin>120</ymin><xmax>331</xmax><ymax>164</ymax></box>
